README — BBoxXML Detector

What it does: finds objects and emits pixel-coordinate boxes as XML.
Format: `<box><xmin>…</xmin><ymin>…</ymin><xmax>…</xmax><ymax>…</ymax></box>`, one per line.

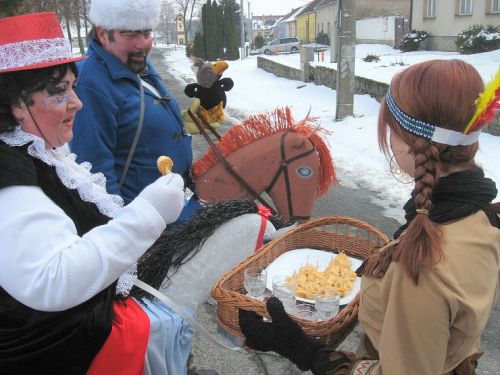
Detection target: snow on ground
<box><xmin>160</xmin><ymin>44</ymin><xmax>499</xmax><ymax>223</ymax></box>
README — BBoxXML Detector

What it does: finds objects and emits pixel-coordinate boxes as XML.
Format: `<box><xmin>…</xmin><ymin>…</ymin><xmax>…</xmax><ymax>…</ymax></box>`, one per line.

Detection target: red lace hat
<box><xmin>0</xmin><ymin>12</ymin><xmax>86</xmax><ymax>74</ymax></box>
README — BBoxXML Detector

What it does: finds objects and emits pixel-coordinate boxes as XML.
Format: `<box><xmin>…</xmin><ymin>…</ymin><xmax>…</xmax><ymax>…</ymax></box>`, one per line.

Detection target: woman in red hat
<box><xmin>0</xmin><ymin>12</ymin><xmax>186</xmax><ymax>375</ymax></box>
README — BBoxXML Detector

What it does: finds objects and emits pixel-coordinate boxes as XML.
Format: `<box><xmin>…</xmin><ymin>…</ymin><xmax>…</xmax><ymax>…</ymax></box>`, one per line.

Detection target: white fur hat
<box><xmin>90</xmin><ymin>0</ymin><xmax>161</xmax><ymax>30</ymax></box>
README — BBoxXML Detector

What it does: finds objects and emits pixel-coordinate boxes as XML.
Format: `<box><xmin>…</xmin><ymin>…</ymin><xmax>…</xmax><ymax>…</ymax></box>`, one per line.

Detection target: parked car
<box><xmin>259</xmin><ymin>37</ymin><xmax>301</xmax><ymax>55</ymax></box>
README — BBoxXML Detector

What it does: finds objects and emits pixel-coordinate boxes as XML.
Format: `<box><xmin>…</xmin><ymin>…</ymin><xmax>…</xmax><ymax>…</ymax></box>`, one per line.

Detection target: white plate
<box><xmin>265</xmin><ymin>248</ymin><xmax>362</xmax><ymax>305</ymax></box>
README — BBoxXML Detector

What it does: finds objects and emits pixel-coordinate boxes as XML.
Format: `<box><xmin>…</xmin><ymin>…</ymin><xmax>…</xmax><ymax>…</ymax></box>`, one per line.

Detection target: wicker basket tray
<box><xmin>210</xmin><ymin>216</ymin><xmax>390</xmax><ymax>347</ymax></box>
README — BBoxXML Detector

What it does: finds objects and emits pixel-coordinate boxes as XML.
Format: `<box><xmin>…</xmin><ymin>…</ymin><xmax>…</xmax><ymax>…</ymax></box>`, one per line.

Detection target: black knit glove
<box><xmin>311</xmin><ymin>347</ymin><xmax>357</xmax><ymax>375</ymax></box>
<box><xmin>238</xmin><ymin>297</ymin><xmax>325</xmax><ymax>371</ymax></box>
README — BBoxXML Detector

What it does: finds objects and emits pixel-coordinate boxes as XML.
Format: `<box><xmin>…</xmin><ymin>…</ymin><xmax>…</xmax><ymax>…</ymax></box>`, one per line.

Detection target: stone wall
<box><xmin>257</xmin><ymin>56</ymin><xmax>500</xmax><ymax>136</ymax></box>
<box><xmin>309</xmin><ymin>65</ymin><xmax>338</xmax><ymax>91</ymax></box>
<box><xmin>256</xmin><ymin>57</ymin><xmax>303</xmax><ymax>82</ymax></box>
<box><xmin>310</xmin><ymin>65</ymin><xmax>390</xmax><ymax>102</ymax></box>
<box><xmin>257</xmin><ymin>56</ymin><xmax>390</xmax><ymax>100</ymax></box>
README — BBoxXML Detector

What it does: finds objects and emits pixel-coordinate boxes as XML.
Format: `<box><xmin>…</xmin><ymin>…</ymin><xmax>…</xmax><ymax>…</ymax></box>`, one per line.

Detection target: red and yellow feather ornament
<box><xmin>464</xmin><ymin>67</ymin><xmax>500</xmax><ymax>135</ymax></box>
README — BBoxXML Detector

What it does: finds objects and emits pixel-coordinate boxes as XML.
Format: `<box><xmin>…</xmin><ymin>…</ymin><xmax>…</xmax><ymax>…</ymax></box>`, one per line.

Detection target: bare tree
<box><xmin>12</xmin><ymin>0</ymin><xmax>90</xmax><ymax>56</ymax></box>
<box><xmin>174</xmin><ymin>0</ymin><xmax>203</xmax><ymax>44</ymax></box>
<box><xmin>72</xmin><ymin>0</ymin><xmax>86</xmax><ymax>54</ymax></box>
<box><xmin>60</xmin><ymin>0</ymin><xmax>73</xmax><ymax>48</ymax></box>
<box><xmin>20</xmin><ymin>0</ymin><xmax>61</xmax><ymax>15</ymax></box>
<box><xmin>1</xmin><ymin>0</ymin><xmax>27</xmax><ymax>17</ymax></box>
<box><xmin>80</xmin><ymin>0</ymin><xmax>90</xmax><ymax>37</ymax></box>
<box><xmin>158</xmin><ymin>0</ymin><xmax>177</xmax><ymax>44</ymax></box>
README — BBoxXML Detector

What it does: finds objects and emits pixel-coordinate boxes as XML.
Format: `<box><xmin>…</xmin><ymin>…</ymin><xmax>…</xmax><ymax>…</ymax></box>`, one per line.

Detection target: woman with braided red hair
<box><xmin>239</xmin><ymin>59</ymin><xmax>500</xmax><ymax>375</ymax></box>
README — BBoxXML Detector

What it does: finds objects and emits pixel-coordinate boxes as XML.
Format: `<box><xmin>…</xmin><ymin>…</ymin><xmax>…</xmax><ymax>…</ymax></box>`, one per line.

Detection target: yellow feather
<box><xmin>464</xmin><ymin>66</ymin><xmax>500</xmax><ymax>134</ymax></box>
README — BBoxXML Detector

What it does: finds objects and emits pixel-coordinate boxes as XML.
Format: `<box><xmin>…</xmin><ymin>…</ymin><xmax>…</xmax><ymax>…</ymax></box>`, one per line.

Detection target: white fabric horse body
<box><xmin>162</xmin><ymin>213</ymin><xmax>276</xmax><ymax>310</ymax></box>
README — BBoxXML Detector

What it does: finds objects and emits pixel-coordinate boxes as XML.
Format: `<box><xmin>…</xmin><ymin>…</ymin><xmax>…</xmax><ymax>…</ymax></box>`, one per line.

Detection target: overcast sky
<box><xmin>244</xmin><ymin>0</ymin><xmax>309</xmax><ymax>16</ymax></box>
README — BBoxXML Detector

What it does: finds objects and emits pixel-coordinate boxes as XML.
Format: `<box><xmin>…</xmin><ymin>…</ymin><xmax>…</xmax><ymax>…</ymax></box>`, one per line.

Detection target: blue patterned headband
<box><xmin>385</xmin><ymin>89</ymin><xmax>481</xmax><ymax>146</ymax></box>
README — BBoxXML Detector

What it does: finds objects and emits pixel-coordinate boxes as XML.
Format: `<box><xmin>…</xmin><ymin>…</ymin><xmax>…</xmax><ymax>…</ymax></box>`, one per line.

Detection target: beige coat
<box><xmin>355</xmin><ymin>211</ymin><xmax>499</xmax><ymax>375</ymax></box>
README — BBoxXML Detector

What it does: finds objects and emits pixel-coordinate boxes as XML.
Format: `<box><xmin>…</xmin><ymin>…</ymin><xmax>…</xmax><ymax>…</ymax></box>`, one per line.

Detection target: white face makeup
<box><xmin>12</xmin><ymin>70</ymin><xmax>82</xmax><ymax>148</ymax></box>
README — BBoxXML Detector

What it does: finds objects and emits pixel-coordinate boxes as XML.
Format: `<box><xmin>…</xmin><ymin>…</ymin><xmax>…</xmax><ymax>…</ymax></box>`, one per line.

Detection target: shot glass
<box><xmin>243</xmin><ymin>266</ymin><xmax>267</xmax><ymax>300</ymax></box>
<box><xmin>271</xmin><ymin>275</ymin><xmax>297</xmax><ymax>313</ymax></box>
<box><xmin>293</xmin><ymin>303</ymin><xmax>318</xmax><ymax>321</ymax></box>
<box><xmin>315</xmin><ymin>290</ymin><xmax>340</xmax><ymax>320</ymax></box>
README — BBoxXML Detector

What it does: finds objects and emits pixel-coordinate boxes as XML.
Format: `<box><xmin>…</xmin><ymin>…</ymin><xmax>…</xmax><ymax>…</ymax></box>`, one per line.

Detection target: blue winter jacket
<box><xmin>70</xmin><ymin>39</ymin><xmax>199</xmax><ymax>223</ymax></box>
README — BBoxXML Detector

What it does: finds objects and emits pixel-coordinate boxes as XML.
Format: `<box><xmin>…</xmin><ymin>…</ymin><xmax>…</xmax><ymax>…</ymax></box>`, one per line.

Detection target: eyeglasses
<box><xmin>118</xmin><ymin>30</ymin><xmax>152</xmax><ymax>38</ymax></box>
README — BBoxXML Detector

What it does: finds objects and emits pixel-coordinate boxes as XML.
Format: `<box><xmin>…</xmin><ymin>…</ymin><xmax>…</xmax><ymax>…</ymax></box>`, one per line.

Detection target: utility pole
<box><xmin>240</xmin><ymin>0</ymin><xmax>246</xmax><ymax>59</ymax></box>
<box><xmin>335</xmin><ymin>0</ymin><xmax>356</xmax><ymax>121</ymax></box>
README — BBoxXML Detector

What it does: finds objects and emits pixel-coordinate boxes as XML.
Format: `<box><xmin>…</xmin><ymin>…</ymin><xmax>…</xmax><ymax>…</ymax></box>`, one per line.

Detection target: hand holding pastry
<box><xmin>157</xmin><ymin>156</ymin><xmax>174</xmax><ymax>175</ymax></box>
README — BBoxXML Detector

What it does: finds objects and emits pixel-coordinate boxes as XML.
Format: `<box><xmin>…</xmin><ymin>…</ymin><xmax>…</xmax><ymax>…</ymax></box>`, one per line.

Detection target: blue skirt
<box><xmin>138</xmin><ymin>298</ymin><xmax>195</xmax><ymax>375</ymax></box>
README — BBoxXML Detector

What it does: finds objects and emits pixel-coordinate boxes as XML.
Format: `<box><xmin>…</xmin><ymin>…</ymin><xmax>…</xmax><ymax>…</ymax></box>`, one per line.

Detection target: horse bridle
<box><xmin>265</xmin><ymin>131</ymin><xmax>316</xmax><ymax>220</ymax></box>
<box><xmin>188</xmin><ymin>109</ymin><xmax>316</xmax><ymax>220</ymax></box>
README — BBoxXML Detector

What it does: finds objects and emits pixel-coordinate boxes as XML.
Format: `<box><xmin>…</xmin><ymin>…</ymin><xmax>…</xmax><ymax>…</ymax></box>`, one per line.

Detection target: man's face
<box><xmin>97</xmin><ymin>27</ymin><xmax>153</xmax><ymax>73</ymax></box>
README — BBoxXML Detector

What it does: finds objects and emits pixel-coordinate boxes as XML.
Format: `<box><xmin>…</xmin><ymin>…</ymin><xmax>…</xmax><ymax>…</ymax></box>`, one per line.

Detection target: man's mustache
<box><xmin>129</xmin><ymin>52</ymin><xmax>148</xmax><ymax>58</ymax></box>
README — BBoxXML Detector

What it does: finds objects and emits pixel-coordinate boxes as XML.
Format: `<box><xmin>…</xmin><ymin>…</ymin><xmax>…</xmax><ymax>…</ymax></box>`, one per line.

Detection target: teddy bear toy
<box><xmin>182</xmin><ymin>57</ymin><xmax>234</xmax><ymax>134</ymax></box>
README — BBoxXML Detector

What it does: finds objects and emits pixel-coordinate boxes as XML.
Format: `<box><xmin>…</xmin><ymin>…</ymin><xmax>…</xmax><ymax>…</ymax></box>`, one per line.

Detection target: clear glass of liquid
<box><xmin>271</xmin><ymin>275</ymin><xmax>297</xmax><ymax>313</ymax></box>
<box><xmin>243</xmin><ymin>266</ymin><xmax>267</xmax><ymax>300</ymax></box>
<box><xmin>315</xmin><ymin>290</ymin><xmax>340</xmax><ymax>320</ymax></box>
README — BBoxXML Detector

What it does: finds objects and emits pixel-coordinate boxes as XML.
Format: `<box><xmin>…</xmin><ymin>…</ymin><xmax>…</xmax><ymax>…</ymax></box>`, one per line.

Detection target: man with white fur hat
<box><xmin>70</xmin><ymin>0</ymin><xmax>202</xmax><ymax>374</ymax></box>
<box><xmin>70</xmin><ymin>0</ymin><xmax>200</xmax><ymax>224</ymax></box>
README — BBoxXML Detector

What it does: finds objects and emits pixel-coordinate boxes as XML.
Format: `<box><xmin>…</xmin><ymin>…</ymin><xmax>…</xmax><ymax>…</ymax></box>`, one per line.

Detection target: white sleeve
<box><xmin>0</xmin><ymin>185</ymin><xmax>166</xmax><ymax>311</ymax></box>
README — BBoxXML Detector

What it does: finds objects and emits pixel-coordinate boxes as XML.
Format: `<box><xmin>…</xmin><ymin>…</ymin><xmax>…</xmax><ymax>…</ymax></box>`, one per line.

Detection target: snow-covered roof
<box><xmin>282</xmin><ymin>6</ymin><xmax>307</xmax><ymax>23</ymax></box>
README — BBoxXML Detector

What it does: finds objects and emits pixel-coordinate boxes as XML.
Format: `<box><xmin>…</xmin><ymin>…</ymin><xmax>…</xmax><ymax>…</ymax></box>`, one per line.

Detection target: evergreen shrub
<box><xmin>316</xmin><ymin>31</ymin><xmax>330</xmax><ymax>45</ymax></box>
<box><xmin>363</xmin><ymin>54</ymin><xmax>380</xmax><ymax>62</ymax></box>
<box><xmin>456</xmin><ymin>24</ymin><xmax>500</xmax><ymax>54</ymax></box>
<box><xmin>398</xmin><ymin>30</ymin><xmax>429</xmax><ymax>52</ymax></box>
<box><xmin>254</xmin><ymin>35</ymin><xmax>265</xmax><ymax>49</ymax></box>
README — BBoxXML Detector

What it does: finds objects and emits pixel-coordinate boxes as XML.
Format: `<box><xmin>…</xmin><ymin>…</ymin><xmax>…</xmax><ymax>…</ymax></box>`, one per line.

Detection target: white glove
<box><xmin>137</xmin><ymin>173</ymin><xmax>185</xmax><ymax>224</ymax></box>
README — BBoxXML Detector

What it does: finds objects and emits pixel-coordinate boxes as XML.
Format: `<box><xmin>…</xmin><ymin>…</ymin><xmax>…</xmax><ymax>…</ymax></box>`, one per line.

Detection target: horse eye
<box><xmin>296</xmin><ymin>166</ymin><xmax>312</xmax><ymax>178</ymax></box>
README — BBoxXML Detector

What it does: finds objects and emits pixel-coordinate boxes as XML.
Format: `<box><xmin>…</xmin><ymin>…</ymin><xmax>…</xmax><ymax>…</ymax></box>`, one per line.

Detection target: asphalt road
<box><xmin>152</xmin><ymin>47</ymin><xmax>499</xmax><ymax>375</ymax></box>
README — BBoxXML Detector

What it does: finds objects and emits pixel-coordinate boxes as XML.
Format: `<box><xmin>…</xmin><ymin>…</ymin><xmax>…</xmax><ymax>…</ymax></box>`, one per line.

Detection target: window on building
<box><xmin>424</xmin><ymin>0</ymin><xmax>436</xmax><ymax>17</ymax></box>
<box><xmin>458</xmin><ymin>0</ymin><xmax>473</xmax><ymax>15</ymax></box>
<box><xmin>491</xmin><ymin>0</ymin><xmax>500</xmax><ymax>12</ymax></box>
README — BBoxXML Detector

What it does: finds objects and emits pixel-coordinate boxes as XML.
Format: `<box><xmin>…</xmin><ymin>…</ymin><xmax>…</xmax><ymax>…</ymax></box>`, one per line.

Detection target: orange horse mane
<box><xmin>192</xmin><ymin>107</ymin><xmax>336</xmax><ymax>196</ymax></box>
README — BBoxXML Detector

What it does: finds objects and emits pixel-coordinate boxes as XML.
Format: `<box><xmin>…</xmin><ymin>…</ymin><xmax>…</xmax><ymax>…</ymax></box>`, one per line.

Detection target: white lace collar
<box><xmin>0</xmin><ymin>127</ymin><xmax>136</xmax><ymax>296</ymax></box>
<box><xmin>0</xmin><ymin>126</ymin><xmax>124</xmax><ymax>217</ymax></box>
